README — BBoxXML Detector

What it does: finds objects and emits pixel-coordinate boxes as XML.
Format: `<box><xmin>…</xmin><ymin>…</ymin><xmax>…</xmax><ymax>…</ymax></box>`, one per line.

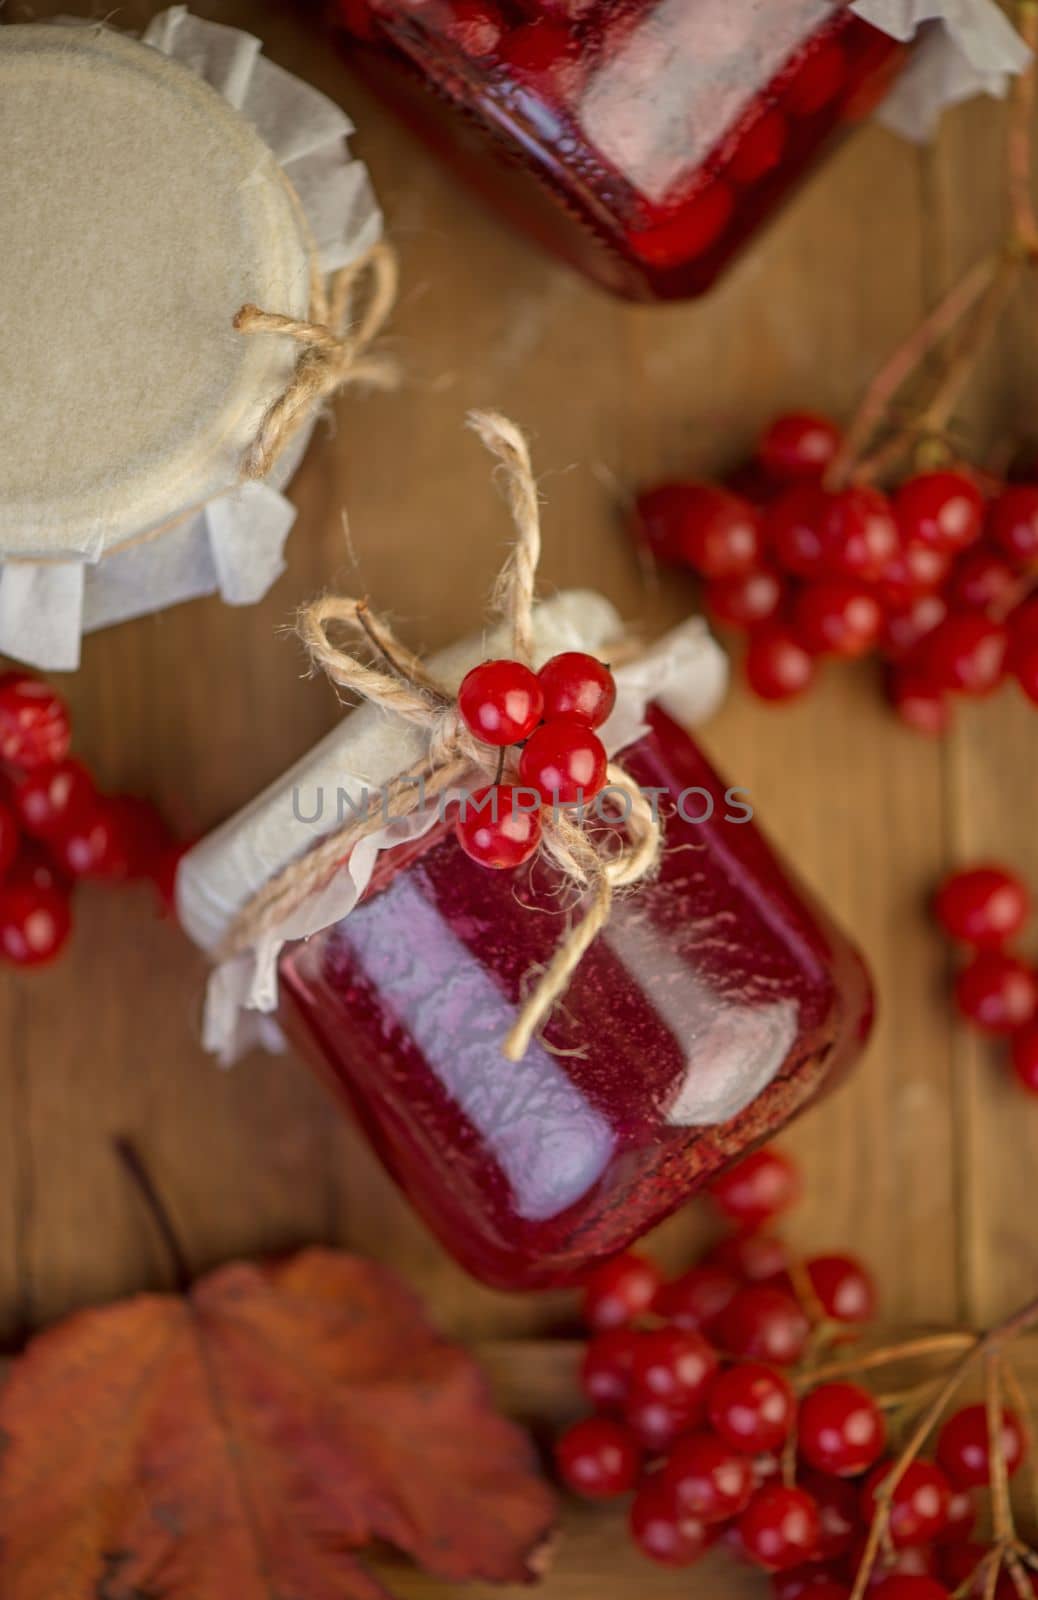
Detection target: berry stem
<box><xmin>824</xmin><ymin>255</ymin><xmax>1002</xmax><ymax>489</ymax></box>
<box><xmin>849</xmin><ymin>1292</ymin><xmax>1038</xmax><ymax>1600</ymax></box>
<box><xmin>113</xmin><ymin>1135</ymin><xmax>191</xmax><ymax>1294</ymax></box>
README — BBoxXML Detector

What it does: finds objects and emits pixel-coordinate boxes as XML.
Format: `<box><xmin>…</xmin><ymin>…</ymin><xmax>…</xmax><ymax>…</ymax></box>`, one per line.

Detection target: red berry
<box><xmin>708</xmin><ymin>1363</ymin><xmax>795</xmax><ymax>1455</ymax></box>
<box><xmin>655</xmin><ymin>1264</ymin><xmax>740</xmax><ymax>1333</ymax></box>
<box><xmin>49</xmin><ymin>798</ymin><xmax>132</xmax><ymax>880</ymax></box>
<box><xmin>674</xmin><ymin>486</ymin><xmax>762</xmax><ymax>578</ymax></box>
<box><xmin>861</xmin><ymin>1460</ymin><xmax>951</xmax><ymax>1547</ymax></box>
<box><xmin>716</xmin><ymin>1286</ymin><xmax>811</xmax><ymax>1366</ymax></box>
<box><xmin>6</xmin><ymin>841</ymin><xmax>69</xmax><ymax>897</ymax></box>
<box><xmin>518</xmin><ymin>719</ymin><xmax>607</xmax><ymax>803</ymax></box>
<box><xmin>887</xmin><ymin>668</ymin><xmax>951</xmax><ymax>737</ymax></box>
<box><xmin>746</xmin><ymin>626</ymin><xmax>817</xmax><ymax>702</ymax></box>
<box><xmin>708</xmin><ymin>1148</ymin><xmax>802</xmax><ymax>1229</ymax></box>
<box><xmin>819</xmin><ymin>487</ymin><xmax>898</xmax><ymax>582</ymax></box>
<box><xmin>767</xmin><ymin>486</ymin><xmax>829</xmax><ymax>577</ymax></box>
<box><xmin>628</xmin><ymin>1327</ymin><xmax>719</xmax><ymax>1420</ymax></box>
<box><xmin>895</xmin><ymin>472</ymin><xmax>984</xmax><ymax>554</ymax></box>
<box><xmin>0</xmin><ymin>882</ymin><xmax>72</xmax><ymax>966</ymax></box>
<box><xmin>773</xmin><ymin>1568</ymin><xmax>851</xmax><ymax>1600</ymax></box>
<box><xmin>933</xmin><ymin>865</ymin><xmax>1030</xmax><ymax>948</ymax></box>
<box><xmin>857</xmin><ymin>1544</ymin><xmax>942</xmax><ymax>1590</ymax></box>
<box><xmin>629</xmin><ymin>1476</ymin><xmax>715</xmax><ymax>1567</ymax></box>
<box><xmin>624</xmin><ymin>1393</ymin><xmax>697</xmax><ymax>1453</ymax></box>
<box><xmin>806</xmin><ymin>1255</ymin><xmax>877</xmax><ymax>1323</ymax></box>
<box><xmin>870</xmin><ymin>1583</ymin><xmax>949</xmax><ymax>1600</ymax></box>
<box><xmin>877</xmin><ymin>539</ymin><xmax>953</xmax><ymax>608</ymax></box>
<box><xmin>105</xmin><ymin>796</ymin><xmax>174</xmax><ymax>880</ymax></box>
<box><xmin>938</xmin><ymin>1488</ymin><xmax>978</xmax><ymax>1545</ymax></box>
<box><xmin>739</xmin><ymin>1484</ymin><xmax>821</xmax><ymax>1571</ymax></box>
<box><xmin>633</xmin><ymin>483</ymin><xmax>699</xmax><ymax>565</ymax></box>
<box><xmin>443</xmin><ymin>0</ymin><xmax>503</xmax><ymax>55</ymax></box>
<box><xmin>988</xmin><ymin>484</ymin><xmax>1038</xmax><ymax>568</ymax></box>
<box><xmin>705</xmin><ymin>566</ymin><xmax>786</xmax><ymax>631</ymax></box>
<box><xmin>758</xmin><ymin>414</ymin><xmax>841</xmax><ymax>484</ymax></box>
<box><xmin>580</xmin><ymin>1328</ymin><xmax>640</xmax><ymax>1412</ymax></box>
<box><xmin>947</xmin><ymin>545</ymin><xmax>1020</xmax><ymax>612</ymax></box>
<box><xmin>924</xmin><ymin>614</ymin><xmax>1008</xmax><ymax>696</ymax></box>
<box><xmin>881</xmin><ymin>594</ymin><xmax>949</xmax><ymax>660</ymax></box>
<box><xmin>628</xmin><ymin>183</ymin><xmax>735</xmax><ymax>268</ymax></box>
<box><xmin>554</xmin><ymin>1416</ymin><xmax>641</xmax><ymax>1499</ymax></box>
<box><xmin>582</xmin><ymin>1251</ymin><xmax>662</xmax><ymax>1331</ymax></box>
<box><xmin>1011</xmin><ymin>602</ymin><xmax>1038</xmax><ymax>702</ymax></box>
<box><xmin>458</xmin><ymin>659</ymin><xmax>544</xmax><ymax>746</ymax></box>
<box><xmin>0</xmin><ymin>800</ymin><xmax>18</xmax><ymax>881</ymax></box>
<box><xmin>794</xmin><ymin>581</ymin><xmax>883</xmax><ymax>658</ymax></box>
<box><xmin>707</xmin><ymin>1232</ymin><xmax>791</xmax><ymax>1282</ymax></box>
<box><xmin>729</xmin><ymin>108</ymin><xmax>789</xmax><ymax>186</ymax></box>
<box><xmin>936</xmin><ymin>1404</ymin><xmax>1024</xmax><ymax>1489</ymax></box>
<box><xmin>500</xmin><ymin>19</ymin><xmax>583</xmax><ymax>102</ymax></box>
<box><xmin>665</xmin><ymin>1431</ymin><xmax>755</xmax><ymax>1522</ymax></box>
<box><xmin>338</xmin><ymin>0</ymin><xmax>377</xmax><ymax>39</ymax></box>
<box><xmin>1010</xmin><ymin>1023</ymin><xmax>1038</xmax><ymax>1095</ymax></box>
<box><xmin>455</xmin><ymin>785</ymin><xmax>542</xmax><ymax>870</ymax></box>
<box><xmin>0</xmin><ymin>675</ymin><xmax>71</xmax><ymax>771</ymax></box>
<box><xmin>799</xmin><ymin>1468</ymin><xmax>861</xmax><ymax>1560</ymax></box>
<box><xmin>939</xmin><ymin>1540</ymin><xmax>987</xmax><ymax>1588</ymax></box>
<box><xmin>12</xmin><ymin>758</ymin><xmax>95</xmax><ymax>841</ymax></box>
<box><xmin>785</xmin><ymin>37</ymin><xmax>847</xmax><ymax>115</ymax></box>
<box><xmin>537</xmin><ymin>652</ymin><xmax>615</xmax><ymax>729</ymax></box>
<box><xmin>798</xmin><ymin>1382</ymin><xmax>886</xmax><ymax>1478</ymax></box>
<box><xmin>954</xmin><ymin>951</ymin><xmax>1038</xmax><ymax>1035</ymax></box>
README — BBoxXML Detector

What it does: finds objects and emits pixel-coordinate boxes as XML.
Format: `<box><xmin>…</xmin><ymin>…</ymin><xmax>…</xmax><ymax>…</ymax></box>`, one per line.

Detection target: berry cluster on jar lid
<box><xmin>932</xmin><ymin>864</ymin><xmax>1038</xmax><ymax>1098</ymax></box>
<box><xmin>553</xmin><ymin>1144</ymin><xmax>1030</xmax><ymax>1599</ymax></box>
<box><xmin>0</xmin><ymin>671</ymin><xmax>184</xmax><ymax>968</ymax></box>
<box><xmin>453</xmin><ymin>650</ymin><xmax>616</xmax><ymax>869</ymax></box>
<box><xmin>633</xmin><ymin>411</ymin><xmax>1037</xmax><ymax>733</ymax></box>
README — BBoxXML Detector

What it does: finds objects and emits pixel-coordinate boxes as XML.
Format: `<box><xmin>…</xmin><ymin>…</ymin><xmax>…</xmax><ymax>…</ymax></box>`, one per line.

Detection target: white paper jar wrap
<box><xmin>0</xmin><ymin>7</ymin><xmax>382</xmax><ymax>671</ymax></box>
<box><xmin>853</xmin><ymin>0</ymin><xmax>1032</xmax><ymax>139</ymax></box>
<box><xmin>176</xmin><ymin>593</ymin><xmax>730</xmax><ymax>1064</ymax></box>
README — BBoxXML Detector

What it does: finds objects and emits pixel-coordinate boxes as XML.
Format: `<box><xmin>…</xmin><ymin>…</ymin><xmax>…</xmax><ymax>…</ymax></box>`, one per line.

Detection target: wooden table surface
<box><xmin>2</xmin><ymin>4</ymin><xmax>1038</xmax><ymax>1592</ymax></box>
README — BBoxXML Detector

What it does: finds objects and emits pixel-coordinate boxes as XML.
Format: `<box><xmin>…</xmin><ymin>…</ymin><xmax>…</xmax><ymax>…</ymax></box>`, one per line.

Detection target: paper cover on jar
<box><xmin>175</xmin><ymin>592</ymin><xmax>730</xmax><ymax>1063</ymax></box>
<box><xmin>0</xmin><ymin>8</ymin><xmax>382</xmax><ymax>670</ymax></box>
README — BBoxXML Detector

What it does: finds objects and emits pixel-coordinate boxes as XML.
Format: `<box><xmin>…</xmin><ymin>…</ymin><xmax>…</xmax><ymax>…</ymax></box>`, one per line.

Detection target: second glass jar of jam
<box><xmin>334</xmin><ymin>0</ymin><xmax>907</xmax><ymax>301</ymax></box>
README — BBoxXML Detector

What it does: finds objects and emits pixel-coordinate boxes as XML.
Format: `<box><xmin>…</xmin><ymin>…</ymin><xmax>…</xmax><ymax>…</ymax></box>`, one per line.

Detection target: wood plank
<box><xmin>0</xmin><ymin>0</ymin><xmax>1022</xmax><ymax>1357</ymax></box>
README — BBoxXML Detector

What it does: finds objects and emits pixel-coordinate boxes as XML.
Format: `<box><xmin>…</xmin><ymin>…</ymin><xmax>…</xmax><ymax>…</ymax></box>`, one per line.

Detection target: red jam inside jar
<box><xmin>332</xmin><ymin>0</ymin><xmax>907</xmax><ymax>301</ymax></box>
<box><xmin>279</xmin><ymin>705</ymin><xmax>873</xmax><ymax>1290</ymax></box>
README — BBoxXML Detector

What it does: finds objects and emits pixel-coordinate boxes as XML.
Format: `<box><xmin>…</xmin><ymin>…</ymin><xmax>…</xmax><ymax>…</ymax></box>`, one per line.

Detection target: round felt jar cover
<box><xmin>0</xmin><ymin>7</ymin><xmax>382</xmax><ymax>670</ymax></box>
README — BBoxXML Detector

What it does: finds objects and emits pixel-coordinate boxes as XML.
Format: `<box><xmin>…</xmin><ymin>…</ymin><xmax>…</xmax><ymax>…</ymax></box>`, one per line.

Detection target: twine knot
<box><xmin>219</xmin><ymin>411</ymin><xmax>663</xmax><ymax>1062</ymax></box>
<box><xmin>234</xmin><ymin>240</ymin><xmax>399</xmax><ymax>481</ymax></box>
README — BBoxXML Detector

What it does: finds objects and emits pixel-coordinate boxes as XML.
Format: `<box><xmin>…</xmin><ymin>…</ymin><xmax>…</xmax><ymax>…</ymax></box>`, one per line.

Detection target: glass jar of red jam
<box><xmin>276</xmin><ymin>702</ymin><xmax>872</xmax><ymax>1289</ymax></box>
<box><xmin>332</xmin><ymin>0</ymin><xmax>907</xmax><ymax>300</ymax></box>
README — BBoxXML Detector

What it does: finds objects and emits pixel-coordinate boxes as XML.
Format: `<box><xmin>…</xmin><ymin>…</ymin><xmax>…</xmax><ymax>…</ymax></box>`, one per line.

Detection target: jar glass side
<box><xmin>279</xmin><ymin>705</ymin><xmax>873</xmax><ymax>1289</ymax></box>
<box><xmin>333</xmin><ymin>0</ymin><xmax>906</xmax><ymax>300</ymax></box>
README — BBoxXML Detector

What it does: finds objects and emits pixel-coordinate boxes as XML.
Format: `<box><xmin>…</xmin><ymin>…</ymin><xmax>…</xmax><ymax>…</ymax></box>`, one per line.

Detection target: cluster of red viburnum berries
<box><xmin>934</xmin><ymin>863</ymin><xmax>1038</xmax><ymax>1099</ymax></box>
<box><xmin>451</xmin><ymin>649</ymin><xmax>617</xmax><ymax>869</ymax></box>
<box><xmin>634</xmin><ymin>412</ymin><xmax>1037</xmax><ymax>735</ymax></box>
<box><xmin>554</xmin><ymin>1145</ymin><xmax>1030</xmax><ymax>1598</ymax></box>
<box><xmin>0</xmin><ymin>671</ymin><xmax>182</xmax><ymax>967</ymax></box>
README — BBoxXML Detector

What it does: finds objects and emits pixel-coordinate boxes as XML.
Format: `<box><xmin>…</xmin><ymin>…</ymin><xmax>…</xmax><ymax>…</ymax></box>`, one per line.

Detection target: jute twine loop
<box><xmin>219</xmin><ymin>410</ymin><xmax>663</xmax><ymax>1062</ymax></box>
<box><xmin>234</xmin><ymin>239</ymin><xmax>399</xmax><ymax>481</ymax></box>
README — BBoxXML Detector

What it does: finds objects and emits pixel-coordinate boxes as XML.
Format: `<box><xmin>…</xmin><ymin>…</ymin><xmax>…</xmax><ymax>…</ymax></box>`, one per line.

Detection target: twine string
<box><xmin>234</xmin><ymin>240</ymin><xmax>399</xmax><ymax>481</ymax></box>
<box><xmin>218</xmin><ymin>411</ymin><xmax>663</xmax><ymax>1061</ymax></box>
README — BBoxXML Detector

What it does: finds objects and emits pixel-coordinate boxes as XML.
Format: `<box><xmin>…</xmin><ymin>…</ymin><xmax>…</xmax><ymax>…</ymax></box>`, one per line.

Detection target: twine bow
<box><xmin>234</xmin><ymin>240</ymin><xmax>399</xmax><ymax>481</ymax></box>
<box><xmin>219</xmin><ymin>412</ymin><xmax>663</xmax><ymax>1062</ymax></box>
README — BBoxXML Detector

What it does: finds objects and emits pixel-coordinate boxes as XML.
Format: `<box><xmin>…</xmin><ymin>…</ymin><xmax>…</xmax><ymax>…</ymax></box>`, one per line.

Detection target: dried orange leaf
<box><xmin>0</xmin><ymin>1248</ymin><xmax>556</xmax><ymax>1599</ymax></box>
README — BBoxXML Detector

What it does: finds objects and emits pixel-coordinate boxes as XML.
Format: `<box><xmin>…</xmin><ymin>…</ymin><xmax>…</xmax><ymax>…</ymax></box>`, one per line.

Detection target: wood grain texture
<box><xmin>1</xmin><ymin>0</ymin><xmax>1036</xmax><ymax>1396</ymax></box>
